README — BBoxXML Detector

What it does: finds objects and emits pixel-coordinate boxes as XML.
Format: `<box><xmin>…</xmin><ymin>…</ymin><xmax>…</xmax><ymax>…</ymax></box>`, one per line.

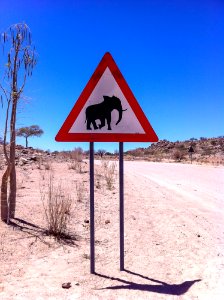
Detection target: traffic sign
<box><xmin>55</xmin><ymin>52</ymin><xmax>158</xmax><ymax>142</ymax></box>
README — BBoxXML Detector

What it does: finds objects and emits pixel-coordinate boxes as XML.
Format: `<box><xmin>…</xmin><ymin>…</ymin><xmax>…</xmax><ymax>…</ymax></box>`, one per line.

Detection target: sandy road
<box><xmin>121</xmin><ymin>161</ymin><xmax>224</xmax><ymax>299</ymax></box>
<box><xmin>124</xmin><ymin>161</ymin><xmax>224</xmax><ymax>213</ymax></box>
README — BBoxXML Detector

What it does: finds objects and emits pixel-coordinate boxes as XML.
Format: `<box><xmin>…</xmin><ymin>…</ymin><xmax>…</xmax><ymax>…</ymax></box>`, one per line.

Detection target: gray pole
<box><xmin>90</xmin><ymin>142</ymin><xmax>95</xmax><ymax>274</ymax></box>
<box><xmin>119</xmin><ymin>142</ymin><xmax>124</xmax><ymax>271</ymax></box>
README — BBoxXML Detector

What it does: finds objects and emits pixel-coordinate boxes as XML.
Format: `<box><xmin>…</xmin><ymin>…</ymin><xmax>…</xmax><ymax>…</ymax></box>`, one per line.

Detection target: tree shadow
<box><xmin>9</xmin><ymin>217</ymin><xmax>80</xmax><ymax>247</ymax></box>
<box><xmin>95</xmin><ymin>269</ymin><xmax>201</xmax><ymax>296</ymax></box>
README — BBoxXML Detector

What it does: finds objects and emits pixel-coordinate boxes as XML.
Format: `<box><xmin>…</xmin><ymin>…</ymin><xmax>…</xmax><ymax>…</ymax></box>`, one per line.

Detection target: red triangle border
<box><xmin>55</xmin><ymin>52</ymin><xmax>158</xmax><ymax>142</ymax></box>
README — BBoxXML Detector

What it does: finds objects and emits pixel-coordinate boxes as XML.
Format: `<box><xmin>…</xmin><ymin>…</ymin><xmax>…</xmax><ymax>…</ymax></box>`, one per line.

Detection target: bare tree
<box><xmin>97</xmin><ymin>149</ymin><xmax>106</xmax><ymax>158</ymax></box>
<box><xmin>0</xmin><ymin>23</ymin><xmax>37</xmax><ymax>223</ymax></box>
<box><xmin>16</xmin><ymin>125</ymin><xmax>43</xmax><ymax>148</ymax></box>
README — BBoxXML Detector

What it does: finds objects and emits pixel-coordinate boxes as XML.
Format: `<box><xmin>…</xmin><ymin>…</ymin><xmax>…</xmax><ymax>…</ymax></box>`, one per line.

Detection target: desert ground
<box><xmin>0</xmin><ymin>158</ymin><xmax>224</xmax><ymax>300</ymax></box>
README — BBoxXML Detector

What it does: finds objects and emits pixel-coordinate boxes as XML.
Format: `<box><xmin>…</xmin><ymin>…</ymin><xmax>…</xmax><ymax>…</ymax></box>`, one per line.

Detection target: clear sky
<box><xmin>0</xmin><ymin>0</ymin><xmax>223</xmax><ymax>152</ymax></box>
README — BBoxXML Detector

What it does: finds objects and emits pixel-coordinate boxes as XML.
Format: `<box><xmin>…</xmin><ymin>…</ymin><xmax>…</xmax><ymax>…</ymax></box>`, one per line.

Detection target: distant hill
<box><xmin>125</xmin><ymin>137</ymin><xmax>224</xmax><ymax>165</ymax></box>
<box><xmin>1</xmin><ymin>137</ymin><xmax>224</xmax><ymax>166</ymax></box>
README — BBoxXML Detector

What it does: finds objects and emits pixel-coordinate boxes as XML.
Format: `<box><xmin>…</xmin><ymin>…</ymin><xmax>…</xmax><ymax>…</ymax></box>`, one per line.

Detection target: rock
<box><xmin>30</xmin><ymin>155</ymin><xmax>37</xmax><ymax>161</ymax></box>
<box><xmin>84</xmin><ymin>219</ymin><xmax>89</xmax><ymax>224</ymax></box>
<box><xmin>62</xmin><ymin>282</ymin><xmax>72</xmax><ymax>289</ymax></box>
<box><xmin>105</xmin><ymin>220</ymin><xmax>110</xmax><ymax>224</ymax></box>
<box><xmin>19</xmin><ymin>157</ymin><xmax>29</xmax><ymax>165</ymax></box>
<box><xmin>21</xmin><ymin>149</ymin><xmax>29</xmax><ymax>154</ymax></box>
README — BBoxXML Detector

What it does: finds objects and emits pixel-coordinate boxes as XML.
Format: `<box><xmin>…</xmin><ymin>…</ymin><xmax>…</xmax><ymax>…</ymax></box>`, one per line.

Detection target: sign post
<box><xmin>89</xmin><ymin>142</ymin><xmax>95</xmax><ymax>274</ymax></box>
<box><xmin>119</xmin><ymin>142</ymin><xmax>124</xmax><ymax>271</ymax></box>
<box><xmin>55</xmin><ymin>52</ymin><xmax>158</xmax><ymax>274</ymax></box>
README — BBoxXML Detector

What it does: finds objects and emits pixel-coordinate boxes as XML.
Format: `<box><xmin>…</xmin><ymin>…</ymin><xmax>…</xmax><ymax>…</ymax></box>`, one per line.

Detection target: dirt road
<box><xmin>124</xmin><ymin>161</ymin><xmax>224</xmax><ymax>216</ymax></box>
<box><xmin>122</xmin><ymin>161</ymin><xmax>224</xmax><ymax>299</ymax></box>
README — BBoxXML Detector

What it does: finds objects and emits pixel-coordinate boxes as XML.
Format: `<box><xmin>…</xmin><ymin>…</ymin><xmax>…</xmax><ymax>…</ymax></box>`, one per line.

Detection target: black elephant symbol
<box><xmin>85</xmin><ymin>95</ymin><xmax>127</xmax><ymax>130</ymax></box>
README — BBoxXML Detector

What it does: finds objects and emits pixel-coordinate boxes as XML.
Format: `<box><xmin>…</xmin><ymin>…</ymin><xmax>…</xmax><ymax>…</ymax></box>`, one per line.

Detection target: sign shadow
<box><xmin>95</xmin><ymin>270</ymin><xmax>201</xmax><ymax>296</ymax></box>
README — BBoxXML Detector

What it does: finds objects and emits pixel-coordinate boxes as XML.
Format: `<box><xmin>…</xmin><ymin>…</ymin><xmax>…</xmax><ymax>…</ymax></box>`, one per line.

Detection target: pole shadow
<box><xmin>95</xmin><ymin>270</ymin><xmax>201</xmax><ymax>296</ymax></box>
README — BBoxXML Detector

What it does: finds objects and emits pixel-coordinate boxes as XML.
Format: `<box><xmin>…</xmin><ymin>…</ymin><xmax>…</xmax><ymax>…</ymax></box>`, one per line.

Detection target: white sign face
<box><xmin>69</xmin><ymin>67</ymin><xmax>145</xmax><ymax>134</ymax></box>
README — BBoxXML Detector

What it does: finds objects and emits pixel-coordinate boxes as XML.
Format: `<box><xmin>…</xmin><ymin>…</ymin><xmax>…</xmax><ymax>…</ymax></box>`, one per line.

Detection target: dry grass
<box><xmin>70</xmin><ymin>147</ymin><xmax>83</xmax><ymax>162</ymax></box>
<box><xmin>172</xmin><ymin>149</ymin><xmax>185</xmax><ymax>161</ymax></box>
<box><xmin>68</xmin><ymin>161</ymin><xmax>82</xmax><ymax>173</ymax></box>
<box><xmin>75</xmin><ymin>181</ymin><xmax>85</xmax><ymax>202</ymax></box>
<box><xmin>67</xmin><ymin>148</ymin><xmax>84</xmax><ymax>173</ymax></box>
<box><xmin>0</xmin><ymin>232</ymin><xmax>6</xmax><ymax>253</ymax></box>
<box><xmin>43</xmin><ymin>162</ymin><xmax>52</xmax><ymax>170</ymax></box>
<box><xmin>41</xmin><ymin>174</ymin><xmax>72</xmax><ymax>239</ymax></box>
<box><xmin>101</xmin><ymin>160</ymin><xmax>117</xmax><ymax>190</ymax></box>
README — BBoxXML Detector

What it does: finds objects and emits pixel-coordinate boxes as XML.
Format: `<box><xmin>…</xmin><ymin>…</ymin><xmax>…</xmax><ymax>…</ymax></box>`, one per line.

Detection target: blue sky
<box><xmin>0</xmin><ymin>0</ymin><xmax>223</xmax><ymax>152</ymax></box>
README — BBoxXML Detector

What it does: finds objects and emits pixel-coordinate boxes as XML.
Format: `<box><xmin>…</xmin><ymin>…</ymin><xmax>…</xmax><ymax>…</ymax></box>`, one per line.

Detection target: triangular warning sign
<box><xmin>55</xmin><ymin>52</ymin><xmax>158</xmax><ymax>142</ymax></box>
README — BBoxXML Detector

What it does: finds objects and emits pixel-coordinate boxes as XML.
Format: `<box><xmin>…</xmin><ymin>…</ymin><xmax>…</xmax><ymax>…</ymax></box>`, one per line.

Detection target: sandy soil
<box><xmin>0</xmin><ymin>159</ymin><xmax>224</xmax><ymax>300</ymax></box>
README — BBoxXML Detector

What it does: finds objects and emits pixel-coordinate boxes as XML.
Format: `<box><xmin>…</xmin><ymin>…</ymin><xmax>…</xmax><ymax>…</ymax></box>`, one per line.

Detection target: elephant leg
<box><xmin>87</xmin><ymin>119</ymin><xmax>98</xmax><ymax>130</ymax></box>
<box><xmin>86</xmin><ymin>119</ymin><xmax>92</xmax><ymax>130</ymax></box>
<box><xmin>91</xmin><ymin>119</ymin><xmax>98</xmax><ymax>130</ymax></box>
<box><xmin>99</xmin><ymin>118</ymin><xmax>105</xmax><ymax>129</ymax></box>
<box><xmin>106</xmin><ymin>114</ymin><xmax>112</xmax><ymax>130</ymax></box>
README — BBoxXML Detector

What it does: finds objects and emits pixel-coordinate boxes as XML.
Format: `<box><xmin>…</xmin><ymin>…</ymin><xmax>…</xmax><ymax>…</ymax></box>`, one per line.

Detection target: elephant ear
<box><xmin>103</xmin><ymin>95</ymin><xmax>110</xmax><ymax>101</ymax></box>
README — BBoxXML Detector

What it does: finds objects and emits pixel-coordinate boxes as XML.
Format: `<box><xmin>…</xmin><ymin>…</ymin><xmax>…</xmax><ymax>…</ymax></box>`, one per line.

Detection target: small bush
<box><xmin>41</xmin><ymin>175</ymin><xmax>72</xmax><ymax>239</ymax></box>
<box><xmin>68</xmin><ymin>161</ymin><xmax>82</xmax><ymax>173</ymax></box>
<box><xmin>176</xmin><ymin>144</ymin><xmax>185</xmax><ymax>150</ymax></box>
<box><xmin>202</xmin><ymin>148</ymin><xmax>212</xmax><ymax>156</ymax></box>
<box><xmin>102</xmin><ymin>161</ymin><xmax>116</xmax><ymax>190</ymax></box>
<box><xmin>71</xmin><ymin>147</ymin><xmax>83</xmax><ymax>162</ymax></box>
<box><xmin>210</xmin><ymin>140</ymin><xmax>216</xmax><ymax>146</ymax></box>
<box><xmin>173</xmin><ymin>150</ymin><xmax>184</xmax><ymax>161</ymax></box>
<box><xmin>44</xmin><ymin>162</ymin><xmax>52</xmax><ymax>170</ymax></box>
<box><xmin>37</xmin><ymin>157</ymin><xmax>43</xmax><ymax>169</ymax></box>
<box><xmin>0</xmin><ymin>233</ymin><xmax>6</xmax><ymax>253</ymax></box>
<box><xmin>75</xmin><ymin>181</ymin><xmax>85</xmax><ymax>202</ymax></box>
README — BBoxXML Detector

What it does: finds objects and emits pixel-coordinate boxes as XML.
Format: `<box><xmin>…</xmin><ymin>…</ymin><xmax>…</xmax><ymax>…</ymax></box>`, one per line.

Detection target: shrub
<box><xmin>210</xmin><ymin>140</ymin><xmax>216</xmax><ymax>146</ymax></box>
<box><xmin>44</xmin><ymin>162</ymin><xmax>52</xmax><ymax>170</ymax></box>
<box><xmin>41</xmin><ymin>175</ymin><xmax>72</xmax><ymax>239</ymax></box>
<box><xmin>75</xmin><ymin>181</ymin><xmax>85</xmax><ymax>202</ymax></box>
<box><xmin>68</xmin><ymin>161</ymin><xmax>82</xmax><ymax>173</ymax></box>
<box><xmin>176</xmin><ymin>144</ymin><xmax>185</xmax><ymax>150</ymax></box>
<box><xmin>173</xmin><ymin>150</ymin><xmax>184</xmax><ymax>161</ymax></box>
<box><xmin>202</xmin><ymin>149</ymin><xmax>212</xmax><ymax>156</ymax></box>
<box><xmin>102</xmin><ymin>161</ymin><xmax>116</xmax><ymax>190</ymax></box>
<box><xmin>71</xmin><ymin>147</ymin><xmax>83</xmax><ymax>162</ymax></box>
<box><xmin>68</xmin><ymin>147</ymin><xmax>83</xmax><ymax>172</ymax></box>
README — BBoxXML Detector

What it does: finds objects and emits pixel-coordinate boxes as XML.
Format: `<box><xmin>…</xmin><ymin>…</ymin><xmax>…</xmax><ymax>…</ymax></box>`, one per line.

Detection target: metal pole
<box><xmin>119</xmin><ymin>142</ymin><xmax>124</xmax><ymax>271</ymax></box>
<box><xmin>90</xmin><ymin>142</ymin><xmax>95</xmax><ymax>274</ymax></box>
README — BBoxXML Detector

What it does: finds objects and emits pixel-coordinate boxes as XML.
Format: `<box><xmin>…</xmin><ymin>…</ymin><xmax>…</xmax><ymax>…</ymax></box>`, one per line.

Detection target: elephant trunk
<box><xmin>116</xmin><ymin>106</ymin><xmax>123</xmax><ymax>125</ymax></box>
<box><xmin>116</xmin><ymin>107</ymin><xmax>127</xmax><ymax>125</ymax></box>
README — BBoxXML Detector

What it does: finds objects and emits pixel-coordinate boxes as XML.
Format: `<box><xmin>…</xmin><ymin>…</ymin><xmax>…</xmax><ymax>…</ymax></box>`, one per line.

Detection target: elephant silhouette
<box><xmin>85</xmin><ymin>95</ymin><xmax>127</xmax><ymax>130</ymax></box>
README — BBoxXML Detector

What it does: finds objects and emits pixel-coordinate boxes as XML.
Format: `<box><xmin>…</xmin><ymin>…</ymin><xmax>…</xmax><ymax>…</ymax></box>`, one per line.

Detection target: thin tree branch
<box><xmin>18</xmin><ymin>73</ymin><xmax>27</xmax><ymax>96</ymax></box>
<box><xmin>0</xmin><ymin>83</ymin><xmax>10</xmax><ymax>103</ymax></box>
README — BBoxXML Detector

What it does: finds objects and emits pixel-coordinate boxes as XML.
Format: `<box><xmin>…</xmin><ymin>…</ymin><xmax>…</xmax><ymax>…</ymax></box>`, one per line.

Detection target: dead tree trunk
<box><xmin>1</xmin><ymin>168</ymin><xmax>10</xmax><ymax>222</ymax></box>
<box><xmin>8</xmin><ymin>93</ymin><xmax>18</xmax><ymax>219</ymax></box>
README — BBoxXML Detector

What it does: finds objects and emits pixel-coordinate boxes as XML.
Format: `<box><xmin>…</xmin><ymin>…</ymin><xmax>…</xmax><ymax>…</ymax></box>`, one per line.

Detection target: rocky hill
<box><xmin>0</xmin><ymin>144</ymin><xmax>56</xmax><ymax>170</ymax></box>
<box><xmin>125</xmin><ymin>137</ymin><xmax>224</xmax><ymax>165</ymax></box>
<box><xmin>1</xmin><ymin>137</ymin><xmax>224</xmax><ymax>167</ymax></box>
